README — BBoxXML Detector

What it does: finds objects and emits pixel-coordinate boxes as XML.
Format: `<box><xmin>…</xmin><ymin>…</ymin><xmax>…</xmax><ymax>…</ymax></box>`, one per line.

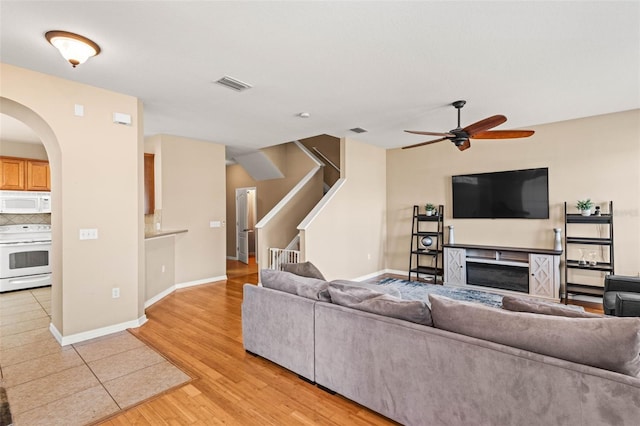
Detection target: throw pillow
<box><xmin>260</xmin><ymin>269</ymin><xmax>331</xmax><ymax>302</ymax></box>
<box><xmin>501</xmin><ymin>295</ymin><xmax>602</xmax><ymax>318</ymax></box>
<box><xmin>331</xmin><ymin>279</ymin><xmax>402</xmax><ymax>298</ymax></box>
<box><xmin>282</xmin><ymin>261</ymin><xmax>326</xmax><ymax>280</ymax></box>
<box><xmin>429</xmin><ymin>295</ymin><xmax>640</xmax><ymax>377</ymax></box>
<box><xmin>328</xmin><ymin>283</ymin><xmax>432</xmax><ymax>326</ymax></box>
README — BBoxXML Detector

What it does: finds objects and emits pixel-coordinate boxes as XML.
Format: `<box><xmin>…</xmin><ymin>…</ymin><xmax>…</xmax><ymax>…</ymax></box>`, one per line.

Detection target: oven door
<box><xmin>0</xmin><ymin>241</ymin><xmax>52</xmax><ymax>279</ymax></box>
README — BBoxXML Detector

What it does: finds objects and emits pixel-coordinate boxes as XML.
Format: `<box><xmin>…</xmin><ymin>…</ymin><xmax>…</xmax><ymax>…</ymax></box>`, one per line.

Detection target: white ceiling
<box><xmin>1</xmin><ymin>1</ymin><xmax>638</xmax><ymax>156</ymax></box>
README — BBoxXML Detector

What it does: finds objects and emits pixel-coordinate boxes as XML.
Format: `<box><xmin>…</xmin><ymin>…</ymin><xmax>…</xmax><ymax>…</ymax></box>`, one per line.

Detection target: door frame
<box><xmin>235</xmin><ymin>187</ymin><xmax>257</xmax><ymax>263</ymax></box>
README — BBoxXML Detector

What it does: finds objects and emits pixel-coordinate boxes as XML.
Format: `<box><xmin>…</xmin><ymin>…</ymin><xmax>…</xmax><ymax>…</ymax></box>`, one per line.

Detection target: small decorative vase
<box><xmin>553</xmin><ymin>228</ymin><xmax>562</xmax><ymax>251</ymax></box>
<box><xmin>580</xmin><ymin>209</ymin><xmax>591</xmax><ymax>216</ymax></box>
<box><xmin>448</xmin><ymin>225</ymin><xmax>455</xmax><ymax>245</ymax></box>
<box><xmin>426</xmin><ymin>210</ymin><xmax>433</xmax><ymax>217</ymax></box>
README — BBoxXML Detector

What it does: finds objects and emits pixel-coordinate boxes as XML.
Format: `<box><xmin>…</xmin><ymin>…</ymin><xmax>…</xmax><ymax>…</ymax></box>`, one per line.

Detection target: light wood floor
<box><xmin>98</xmin><ymin>260</ymin><xmax>602</xmax><ymax>425</ymax></box>
<box><xmin>98</xmin><ymin>258</ymin><xmax>398</xmax><ymax>425</ymax></box>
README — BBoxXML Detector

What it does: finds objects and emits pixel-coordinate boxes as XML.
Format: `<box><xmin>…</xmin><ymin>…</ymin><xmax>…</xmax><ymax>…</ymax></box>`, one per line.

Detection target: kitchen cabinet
<box><xmin>0</xmin><ymin>157</ymin><xmax>25</xmax><ymax>190</ymax></box>
<box><xmin>0</xmin><ymin>157</ymin><xmax>50</xmax><ymax>191</ymax></box>
<box><xmin>144</xmin><ymin>153</ymin><xmax>155</xmax><ymax>215</ymax></box>
<box><xmin>26</xmin><ymin>160</ymin><xmax>50</xmax><ymax>191</ymax></box>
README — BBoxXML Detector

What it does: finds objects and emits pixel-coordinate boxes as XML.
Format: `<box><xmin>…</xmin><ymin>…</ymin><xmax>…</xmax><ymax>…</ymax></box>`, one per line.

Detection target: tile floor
<box><xmin>0</xmin><ymin>286</ymin><xmax>191</xmax><ymax>425</ymax></box>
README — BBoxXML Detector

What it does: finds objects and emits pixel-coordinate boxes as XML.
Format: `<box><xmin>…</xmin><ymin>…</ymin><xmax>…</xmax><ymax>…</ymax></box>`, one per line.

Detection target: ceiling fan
<box><xmin>403</xmin><ymin>100</ymin><xmax>534</xmax><ymax>151</ymax></box>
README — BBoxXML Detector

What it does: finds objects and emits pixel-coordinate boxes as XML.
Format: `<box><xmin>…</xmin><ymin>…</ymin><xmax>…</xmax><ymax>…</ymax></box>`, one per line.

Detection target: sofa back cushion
<box><xmin>330</xmin><ymin>279</ymin><xmax>402</xmax><ymax>298</ymax></box>
<box><xmin>429</xmin><ymin>295</ymin><xmax>640</xmax><ymax>377</ymax></box>
<box><xmin>328</xmin><ymin>283</ymin><xmax>432</xmax><ymax>326</ymax></box>
<box><xmin>282</xmin><ymin>261</ymin><xmax>326</xmax><ymax>280</ymax></box>
<box><xmin>501</xmin><ymin>295</ymin><xmax>602</xmax><ymax>318</ymax></box>
<box><xmin>261</xmin><ymin>269</ymin><xmax>331</xmax><ymax>302</ymax></box>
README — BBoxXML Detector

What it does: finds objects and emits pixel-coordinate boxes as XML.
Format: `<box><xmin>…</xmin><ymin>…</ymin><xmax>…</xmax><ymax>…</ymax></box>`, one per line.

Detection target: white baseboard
<box><xmin>176</xmin><ymin>275</ymin><xmax>227</xmax><ymax>289</ymax></box>
<box><xmin>144</xmin><ymin>285</ymin><xmax>177</xmax><ymax>308</ymax></box>
<box><xmin>226</xmin><ymin>256</ymin><xmax>238</xmax><ymax>260</ymax></box>
<box><xmin>144</xmin><ymin>275</ymin><xmax>228</xmax><ymax>308</ymax></box>
<box><xmin>49</xmin><ymin>314</ymin><xmax>148</xmax><ymax>346</ymax></box>
<box><xmin>352</xmin><ymin>269</ymin><xmax>407</xmax><ymax>282</ymax></box>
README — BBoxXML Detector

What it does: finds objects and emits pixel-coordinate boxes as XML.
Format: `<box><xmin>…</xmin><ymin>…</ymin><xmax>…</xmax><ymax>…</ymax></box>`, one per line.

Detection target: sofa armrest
<box><xmin>615</xmin><ymin>292</ymin><xmax>640</xmax><ymax>317</ymax></box>
<box><xmin>605</xmin><ymin>275</ymin><xmax>640</xmax><ymax>293</ymax></box>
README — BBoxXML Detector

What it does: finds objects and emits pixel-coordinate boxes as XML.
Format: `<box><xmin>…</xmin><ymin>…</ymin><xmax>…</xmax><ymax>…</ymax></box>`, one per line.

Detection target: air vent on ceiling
<box><xmin>215</xmin><ymin>76</ymin><xmax>252</xmax><ymax>92</ymax></box>
<box><xmin>350</xmin><ymin>127</ymin><xmax>368</xmax><ymax>134</ymax></box>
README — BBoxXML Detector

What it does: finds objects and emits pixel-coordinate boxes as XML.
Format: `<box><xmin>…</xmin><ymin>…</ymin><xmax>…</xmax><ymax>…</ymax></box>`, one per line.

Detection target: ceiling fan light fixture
<box><xmin>45</xmin><ymin>31</ymin><xmax>101</xmax><ymax>68</ymax></box>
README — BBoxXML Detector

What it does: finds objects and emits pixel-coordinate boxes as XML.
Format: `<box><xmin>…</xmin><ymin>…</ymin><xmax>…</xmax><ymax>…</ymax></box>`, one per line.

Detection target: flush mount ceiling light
<box><xmin>45</xmin><ymin>30</ymin><xmax>101</xmax><ymax>68</ymax></box>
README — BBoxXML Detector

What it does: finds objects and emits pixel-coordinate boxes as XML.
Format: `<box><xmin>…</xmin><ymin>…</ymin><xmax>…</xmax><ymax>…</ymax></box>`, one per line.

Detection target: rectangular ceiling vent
<box><xmin>215</xmin><ymin>76</ymin><xmax>252</xmax><ymax>92</ymax></box>
<box><xmin>350</xmin><ymin>127</ymin><xmax>368</xmax><ymax>134</ymax></box>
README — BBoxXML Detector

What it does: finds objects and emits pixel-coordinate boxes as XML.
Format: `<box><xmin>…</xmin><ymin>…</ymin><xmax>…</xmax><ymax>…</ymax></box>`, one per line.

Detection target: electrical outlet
<box><xmin>161</xmin><ymin>265</ymin><xmax>166</xmax><ymax>273</ymax></box>
<box><xmin>112</xmin><ymin>288</ymin><xmax>120</xmax><ymax>299</ymax></box>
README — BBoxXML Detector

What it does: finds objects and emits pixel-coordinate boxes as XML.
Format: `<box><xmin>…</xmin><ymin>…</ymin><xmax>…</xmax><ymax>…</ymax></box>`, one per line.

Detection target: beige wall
<box><xmin>225</xmin><ymin>142</ymin><xmax>319</xmax><ymax>257</ymax></box>
<box><xmin>256</xmin><ymin>167</ymin><xmax>324</xmax><ymax>266</ymax></box>
<box><xmin>386</xmin><ymin>109</ymin><xmax>640</xmax><ymax>280</ymax></box>
<box><xmin>299</xmin><ymin>134</ymin><xmax>341</xmax><ymax>187</ymax></box>
<box><xmin>145</xmin><ymin>237</ymin><xmax>175</xmax><ymax>301</ymax></box>
<box><xmin>301</xmin><ymin>138</ymin><xmax>387</xmax><ymax>280</ymax></box>
<box><xmin>154</xmin><ymin>134</ymin><xmax>227</xmax><ymax>284</ymax></box>
<box><xmin>1</xmin><ymin>63</ymin><xmax>143</xmax><ymax>337</ymax></box>
<box><xmin>0</xmin><ymin>139</ymin><xmax>48</xmax><ymax>160</ymax></box>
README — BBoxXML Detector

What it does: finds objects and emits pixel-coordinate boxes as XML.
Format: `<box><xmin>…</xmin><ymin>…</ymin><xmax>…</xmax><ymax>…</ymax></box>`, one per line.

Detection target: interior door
<box><xmin>236</xmin><ymin>189</ymin><xmax>249</xmax><ymax>264</ymax></box>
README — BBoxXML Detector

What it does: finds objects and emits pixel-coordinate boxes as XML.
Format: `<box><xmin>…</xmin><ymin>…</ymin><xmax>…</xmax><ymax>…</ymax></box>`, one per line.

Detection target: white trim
<box><xmin>256</xmin><ymin>166</ymin><xmax>321</xmax><ymax>229</ymax></box>
<box><xmin>227</xmin><ymin>256</ymin><xmax>238</xmax><ymax>260</ymax></box>
<box><xmin>568</xmin><ymin>294</ymin><xmax>603</xmax><ymax>304</ymax></box>
<box><xmin>143</xmin><ymin>275</ymin><xmax>227</xmax><ymax>309</ymax></box>
<box><xmin>49</xmin><ymin>315</ymin><xmax>148</xmax><ymax>346</ymax></box>
<box><xmin>350</xmin><ymin>268</ymin><xmax>407</xmax><ymax>282</ymax></box>
<box><xmin>293</xmin><ymin>140</ymin><xmax>324</xmax><ymax>167</ymax></box>
<box><xmin>176</xmin><ymin>275</ymin><xmax>227</xmax><ymax>289</ymax></box>
<box><xmin>145</xmin><ymin>285</ymin><xmax>176</xmax><ymax>308</ymax></box>
<box><xmin>298</xmin><ymin>178</ymin><xmax>345</xmax><ymax>230</ymax></box>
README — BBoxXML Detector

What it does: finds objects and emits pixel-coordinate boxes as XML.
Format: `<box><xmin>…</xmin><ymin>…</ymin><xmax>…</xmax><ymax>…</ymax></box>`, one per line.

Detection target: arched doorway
<box><xmin>1</xmin><ymin>97</ymin><xmax>63</xmax><ymax>335</ymax></box>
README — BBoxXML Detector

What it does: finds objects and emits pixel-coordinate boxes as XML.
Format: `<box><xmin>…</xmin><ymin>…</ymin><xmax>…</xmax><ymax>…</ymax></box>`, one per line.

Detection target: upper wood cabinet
<box><xmin>26</xmin><ymin>160</ymin><xmax>50</xmax><ymax>191</ymax></box>
<box><xmin>0</xmin><ymin>156</ymin><xmax>51</xmax><ymax>191</ymax></box>
<box><xmin>0</xmin><ymin>157</ymin><xmax>26</xmax><ymax>190</ymax></box>
<box><xmin>144</xmin><ymin>153</ymin><xmax>155</xmax><ymax>215</ymax></box>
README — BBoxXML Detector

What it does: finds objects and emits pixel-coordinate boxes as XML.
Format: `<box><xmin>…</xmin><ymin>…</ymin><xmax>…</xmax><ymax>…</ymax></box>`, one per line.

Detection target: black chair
<box><xmin>603</xmin><ymin>275</ymin><xmax>640</xmax><ymax>316</ymax></box>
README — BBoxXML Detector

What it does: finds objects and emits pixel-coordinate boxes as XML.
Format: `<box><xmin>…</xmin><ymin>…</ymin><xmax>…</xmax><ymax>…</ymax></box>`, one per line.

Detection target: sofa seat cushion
<box><xmin>260</xmin><ymin>269</ymin><xmax>331</xmax><ymax>302</ymax></box>
<box><xmin>501</xmin><ymin>295</ymin><xmax>601</xmax><ymax>318</ymax></box>
<box><xmin>616</xmin><ymin>292</ymin><xmax>640</xmax><ymax>317</ymax></box>
<box><xmin>328</xmin><ymin>283</ymin><xmax>432</xmax><ymax>326</ymax></box>
<box><xmin>330</xmin><ymin>279</ymin><xmax>402</xmax><ymax>298</ymax></box>
<box><xmin>282</xmin><ymin>261</ymin><xmax>326</xmax><ymax>280</ymax></box>
<box><xmin>429</xmin><ymin>295</ymin><xmax>640</xmax><ymax>377</ymax></box>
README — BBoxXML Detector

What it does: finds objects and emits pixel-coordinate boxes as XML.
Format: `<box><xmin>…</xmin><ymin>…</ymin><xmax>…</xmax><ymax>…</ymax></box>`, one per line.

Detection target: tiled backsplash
<box><xmin>144</xmin><ymin>209</ymin><xmax>162</xmax><ymax>233</ymax></box>
<box><xmin>0</xmin><ymin>213</ymin><xmax>51</xmax><ymax>226</ymax></box>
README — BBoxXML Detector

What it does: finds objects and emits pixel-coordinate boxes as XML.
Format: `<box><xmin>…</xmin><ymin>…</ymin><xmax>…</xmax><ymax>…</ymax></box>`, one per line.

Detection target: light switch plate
<box><xmin>79</xmin><ymin>228</ymin><xmax>98</xmax><ymax>240</ymax></box>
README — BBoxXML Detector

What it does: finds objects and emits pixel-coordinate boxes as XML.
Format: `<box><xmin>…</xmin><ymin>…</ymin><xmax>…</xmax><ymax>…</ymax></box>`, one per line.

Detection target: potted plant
<box><xmin>576</xmin><ymin>199</ymin><xmax>594</xmax><ymax>216</ymax></box>
<box><xmin>425</xmin><ymin>203</ymin><xmax>436</xmax><ymax>216</ymax></box>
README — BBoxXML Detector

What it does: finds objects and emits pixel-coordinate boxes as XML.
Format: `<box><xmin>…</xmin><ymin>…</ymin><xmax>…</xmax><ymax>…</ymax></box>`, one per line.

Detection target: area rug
<box><xmin>0</xmin><ymin>387</ymin><xmax>12</xmax><ymax>426</ymax></box>
<box><xmin>375</xmin><ymin>278</ymin><xmax>504</xmax><ymax>308</ymax></box>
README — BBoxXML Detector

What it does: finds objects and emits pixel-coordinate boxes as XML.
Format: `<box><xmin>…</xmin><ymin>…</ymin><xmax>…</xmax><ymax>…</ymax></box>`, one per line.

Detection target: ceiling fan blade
<box><xmin>463</xmin><ymin>115</ymin><xmax>507</xmax><ymax>136</ymax></box>
<box><xmin>402</xmin><ymin>137</ymin><xmax>448</xmax><ymax>150</ymax></box>
<box><xmin>470</xmin><ymin>130</ymin><xmax>535</xmax><ymax>139</ymax></box>
<box><xmin>457</xmin><ymin>140</ymin><xmax>471</xmax><ymax>151</ymax></box>
<box><xmin>405</xmin><ymin>130</ymin><xmax>454</xmax><ymax>137</ymax></box>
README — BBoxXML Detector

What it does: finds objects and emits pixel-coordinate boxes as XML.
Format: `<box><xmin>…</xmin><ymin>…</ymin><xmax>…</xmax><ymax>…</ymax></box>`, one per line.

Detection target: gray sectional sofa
<box><xmin>242</xmin><ymin>271</ymin><xmax>640</xmax><ymax>425</ymax></box>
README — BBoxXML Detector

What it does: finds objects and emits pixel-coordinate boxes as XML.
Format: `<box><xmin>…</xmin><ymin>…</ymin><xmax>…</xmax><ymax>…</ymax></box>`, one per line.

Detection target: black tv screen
<box><xmin>452</xmin><ymin>168</ymin><xmax>549</xmax><ymax>219</ymax></box>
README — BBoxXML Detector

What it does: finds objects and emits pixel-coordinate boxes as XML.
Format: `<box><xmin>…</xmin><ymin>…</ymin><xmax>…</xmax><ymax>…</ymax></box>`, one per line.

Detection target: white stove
<box><xmin>0</xmin><ymin>224</ymin><xmax>52</xmax><ymax>243</ymax></box>
<box><xmin>0</xmin><ymin>224</ymin><xmax>52</xmax><ymax>292</ymax></box>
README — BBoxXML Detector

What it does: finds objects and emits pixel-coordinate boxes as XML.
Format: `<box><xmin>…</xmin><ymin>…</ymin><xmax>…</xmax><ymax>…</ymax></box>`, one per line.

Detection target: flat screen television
<box><xmin>452</xmin><ymin>167</ymin><xmax>549</xmax><ymax>219</ymax></box>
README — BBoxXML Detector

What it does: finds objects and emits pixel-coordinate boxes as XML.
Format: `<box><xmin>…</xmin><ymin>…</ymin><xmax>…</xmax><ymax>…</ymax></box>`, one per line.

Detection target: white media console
<box><xmin>443</xmin><ymin>244</ymin><xmax>562</xmax><ymax>302</ymax></box>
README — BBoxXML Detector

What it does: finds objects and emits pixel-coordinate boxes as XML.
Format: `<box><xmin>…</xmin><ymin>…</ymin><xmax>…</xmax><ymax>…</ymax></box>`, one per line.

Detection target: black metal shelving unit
<box><xmin>408</xmin><ymin>204</ymin><xmax>444</xmax><ymax>283</ymax></box>
<box><xmin>563</xmin><ymin>201</ymin><xmax>614</xmax><ymax>303</ymax></box>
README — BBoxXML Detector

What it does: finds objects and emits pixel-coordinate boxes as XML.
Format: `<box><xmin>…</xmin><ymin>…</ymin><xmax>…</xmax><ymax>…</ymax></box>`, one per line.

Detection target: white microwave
<box><xmin>0</xmin><ymin>191</ymin><xmax>51</xmax><ymax>214</ymax></box>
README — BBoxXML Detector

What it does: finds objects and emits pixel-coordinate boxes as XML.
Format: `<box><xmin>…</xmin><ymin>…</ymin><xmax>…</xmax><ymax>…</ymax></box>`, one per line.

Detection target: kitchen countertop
<box><xmin>144</xmin><ymin>229</ymin><xmax>188</xmax><ymax>240</ymax></box>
